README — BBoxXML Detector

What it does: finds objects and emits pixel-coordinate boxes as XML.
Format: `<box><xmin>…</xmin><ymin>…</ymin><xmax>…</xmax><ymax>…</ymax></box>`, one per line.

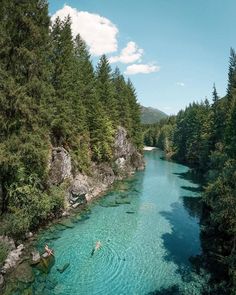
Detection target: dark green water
<box><xmin>29</xmin><ymin>149</ymin><xmax>205</xmax><ymax>294</ymax></box>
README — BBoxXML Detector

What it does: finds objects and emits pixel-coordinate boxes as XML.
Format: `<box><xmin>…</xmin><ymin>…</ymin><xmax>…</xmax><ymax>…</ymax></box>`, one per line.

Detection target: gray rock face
<box><xmin>49</xmin><ymin>126</ymin><xmax>144</xmax><ymax>207</ymax></box>
<box><xmin>1</xmin><ymin>244</ymin><xmax>24</xmax><ymax>274</ymax></box>
<box><xmin>68</xmin><ymin>163</ymin><xmax>115</xmax><ymax>204</ymax></box>
<box><xmin>0</xmin><ymin>274</ymin><xmax>4</xmax><ymax>288</ymax></box>
<box><xmin>69</xmin><ymin>174</ymin><xmax>89</xmax><ymax>206</ymax></box>
<box><xmin>0</xmin><ymin>236</ymin><xmax>15</xmax><ymax>251</ymax></box>
<box><xmin>48</xmin><ymin>147</ymin><xmax>72</xmax><ymax>185</ymax></box>
<box><xmin>114</xmin><ymin>126</ymin><xmax>134</xmax><ymax>159</ymax></box>
<box><xmin>67</xmin><ymin>126</ymin><xmax>144</xmax><ymax>205</ymax></box>
<box><xmin>114</xmin><ymin>126</ymin><xmax>145</xmax><ymax>172</ymax></box>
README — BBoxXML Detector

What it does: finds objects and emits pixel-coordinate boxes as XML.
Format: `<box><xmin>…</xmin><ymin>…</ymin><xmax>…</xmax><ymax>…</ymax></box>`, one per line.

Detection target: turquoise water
<box><xmin>32</xmin><ymin>150</ymin><xmax>205</xmax><ymax>294</ymax></box>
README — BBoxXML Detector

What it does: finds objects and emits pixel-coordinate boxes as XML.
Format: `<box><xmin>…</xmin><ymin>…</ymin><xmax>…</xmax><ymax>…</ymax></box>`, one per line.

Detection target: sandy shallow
<box><xmin>143</xmin><ymin>146</ymin><xmax>157</xmax><ymax>151</ymax></box>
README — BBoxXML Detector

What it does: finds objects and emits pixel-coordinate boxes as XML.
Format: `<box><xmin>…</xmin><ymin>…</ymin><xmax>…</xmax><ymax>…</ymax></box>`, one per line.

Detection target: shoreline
<box><xmin>0</xmin><ymin>171</ymin><xmax>139</xmax><ymax>294</ymax></box>
<box><xmin>143</xmin><ymin>146</ymin><xmax>157</xmax><ymax>151</ymax></box>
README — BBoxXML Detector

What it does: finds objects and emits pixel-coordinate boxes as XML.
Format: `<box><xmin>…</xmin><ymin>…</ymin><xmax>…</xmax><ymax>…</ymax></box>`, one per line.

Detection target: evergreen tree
<box><xmin>126</xmin><ymin>79</ymin><xmax>143</xmax><ymax>150</ymax></box>
<box><xmin>112</xmin><ymin>67</ymin><xmax>132</xmax><ymax>130</ymax></box>
<box><xmin>50</xmin><ymin>17</ymin><xmax>89</xmax><ymax>170</ymax></box>
<box><xmin>96</xmin><ymin>55</ymin><xmax>118</xmax><ymax>124</ymax></box>
<box><xmin>74</xmin><ymin>35</ymin><xmax>115</xmax><ymax>163</ymax></box>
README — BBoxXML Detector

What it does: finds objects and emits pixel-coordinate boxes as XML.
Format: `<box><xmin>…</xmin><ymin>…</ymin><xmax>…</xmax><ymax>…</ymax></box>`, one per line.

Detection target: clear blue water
<box><xmin>31</xmin><ymin>150</ymin><xmax>205</xmax><ymax>294</ymax></box>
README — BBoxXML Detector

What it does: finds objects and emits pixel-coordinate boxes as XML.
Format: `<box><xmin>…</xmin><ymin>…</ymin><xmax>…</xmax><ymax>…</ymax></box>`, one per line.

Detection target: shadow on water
<box><xmin>173</xmin><ymin>171</ymin><xmax>203</xmax><ymax>186</ymax></box>
<box><xmin>147</xmin><ymin>284</ymin><xmax>182</xmax><ymax>295</ymax></box>
<box><xmin>160</xmin><ymin>202</ymin><xmax>199</xmax><ymax>273</ymax></box>
<box><xmin>181</xmin><ymin>196</ymin><xmax>202</xmax><ymax>219</ymax></box>
<box><xmin>181</xmin><ymin>186</ymin><xmax>203</xmax><ymax>193</ymax></box>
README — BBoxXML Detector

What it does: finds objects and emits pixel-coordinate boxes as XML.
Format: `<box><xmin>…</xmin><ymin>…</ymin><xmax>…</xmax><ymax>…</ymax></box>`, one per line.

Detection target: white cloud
<box><xmin>51</xmin><ymin>5</ymin><xmax>118</xmax><ymax>56</ymax></box>
<box><xmin>176</xmin><ymin>82</ymin><xmax>185</xmax><ymax>87</ymax></box>
<box><xmin>125</xmin><ymin>64</ymin><xmax>160</xmax><ymax>75</ymax></box>
<box><xmin>109</xmin><ymin>41</ymin><xmax>144</xmax><ymax>64</ymax></box>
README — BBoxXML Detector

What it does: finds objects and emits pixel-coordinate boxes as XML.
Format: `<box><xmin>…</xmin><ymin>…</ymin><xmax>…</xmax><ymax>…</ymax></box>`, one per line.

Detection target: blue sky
<box><xmin>49</xmin><ymin>0</ymin><xmax>236</xmax><ymax>114</ymax></box>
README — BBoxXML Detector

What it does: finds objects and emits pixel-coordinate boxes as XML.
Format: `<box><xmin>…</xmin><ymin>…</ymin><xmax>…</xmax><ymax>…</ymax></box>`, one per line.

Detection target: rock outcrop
<box><xmin>48</xmin><ymin>147</ymin><xmax>72</xmax><ymax>185</ymax></box>
<box><xmin>0</xmin><ymin>236</ymin><xmax>15</xmax><ymax>252</ymax></box>
<box><xmin>114</xmin><ymin>126</ymin><xmax>145</xmax><ymax>173</ymax></box>
<box><xmin>1</xmin><ymin>244</ymin><xmax>24</xmax><ymax>274</ymax></box>
<box><xmin>48</xmin><ymin>126</ymin><xmax>144</xmax><ymax>208</ymax></box>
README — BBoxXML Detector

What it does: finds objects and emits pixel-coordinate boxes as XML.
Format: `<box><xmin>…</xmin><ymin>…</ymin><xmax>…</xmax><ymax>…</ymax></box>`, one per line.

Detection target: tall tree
<box><xmin>112</xmin><ymin>67</ymin><xmax>132</xmax><ymax>130</ymax></box>
<box><xmin>96</xmin><ymin>55</ymin><xmax>118</xmax><ymax>124</ymax></box>
<box><xmin>126</xmin><ymin>79</ymin><xmax>143</xmax><ymax>150</ymax></box>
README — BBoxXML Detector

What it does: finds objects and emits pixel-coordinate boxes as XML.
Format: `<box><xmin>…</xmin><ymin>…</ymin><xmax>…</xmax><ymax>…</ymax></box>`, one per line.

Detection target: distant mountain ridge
<box><xmin>141</xmin><ymin>106</ymin><xmax>168</xmax><ymax>124</ymax></box>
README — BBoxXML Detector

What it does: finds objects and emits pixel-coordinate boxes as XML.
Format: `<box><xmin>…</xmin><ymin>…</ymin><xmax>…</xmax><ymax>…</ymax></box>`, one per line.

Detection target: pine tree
<box><xmin>227</xmin><ymin>48</ymin><xmax>236</xmax><ymax>98</ymax></box>
<box><xmin>212</xmin><ymin>83</ymin><xmax>219</xmax><ymax>103</ymax></box>
<box><xmin>51</xmin><ymin>18</ymin><xmax>89</xmax><ymax>171</ymax></box>
<box><xmin>96</xmin><ymin>55</ymin><xmax>118</xmax><ymax>124</ymax></box>
<box><xmin>112</xmin><ymin>67</ymin><xmax>132</xmax><ymax>130</ymax></box>
<box><xmin>126</xmin><ymin>79</ymin><xmax>143</xmax><ymax>150</ymax></box>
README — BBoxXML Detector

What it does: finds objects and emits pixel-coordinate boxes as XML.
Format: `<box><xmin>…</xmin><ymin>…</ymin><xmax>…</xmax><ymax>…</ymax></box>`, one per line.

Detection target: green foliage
<box><xmin>1</xmin><ymin>170</ymin><xmax>64</xmax><ymax>237</ymax></box>
<box><xmin>0</xmin><ymin>2</ymin><xmax>142</xmax><ymax>238</ymax></box>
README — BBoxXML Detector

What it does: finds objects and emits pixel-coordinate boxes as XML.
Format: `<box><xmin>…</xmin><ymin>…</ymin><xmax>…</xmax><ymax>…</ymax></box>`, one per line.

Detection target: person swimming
<box><xmin>45</xmin><ymin>244</ymin><xmax>54</xmax><ymax>256</ymax></box>
<box><xmin>91</xmin><ymin>241</ymin><xmax>101</xmax><ymax>256</ymax></box>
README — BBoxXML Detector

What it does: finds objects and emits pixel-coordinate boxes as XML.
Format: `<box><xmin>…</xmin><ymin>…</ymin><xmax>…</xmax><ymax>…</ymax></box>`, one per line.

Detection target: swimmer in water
<box><xmin>91</xmin><ymin>241</ymin><xmax>101</xmax><ymax>256</ymax></box>
<box><xmin>44</xmin><ymin>244</ymin><xmax>54</xmax><ymax>256</ymax></box>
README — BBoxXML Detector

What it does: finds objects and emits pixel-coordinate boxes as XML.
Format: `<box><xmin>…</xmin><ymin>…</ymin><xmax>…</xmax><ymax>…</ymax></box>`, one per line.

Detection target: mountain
<box><xmin>141</xmin><ymin>106</ymin><xmax>168</xmax><ymax>124</ymax></box>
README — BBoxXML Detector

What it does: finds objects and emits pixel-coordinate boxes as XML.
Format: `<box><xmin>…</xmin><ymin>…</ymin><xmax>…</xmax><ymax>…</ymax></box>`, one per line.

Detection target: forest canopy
<box><xmin>0</xmin><ymin>0</ymin><xmax>142</xmax><ymax>237</ymax></box>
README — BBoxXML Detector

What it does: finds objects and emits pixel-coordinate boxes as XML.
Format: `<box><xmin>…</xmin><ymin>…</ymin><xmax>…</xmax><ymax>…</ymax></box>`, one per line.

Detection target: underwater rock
<box><xmin>126</xmin><ymin>211</ymin><xmax>135</xmax><ymax>214</ymax></box>
<box><xmin>58</xmin><ymin>220</ymin><xmax>74</xmax><ymax>228</ymax></box>
<box><xmin>36</xmin><ymin>253</ymin><xmax>55</xmax><ymax>274</ymax></box>
<box><xmin>57</xmin><ymin>262</ymin><xmax>70</xmax><ymax>273</ymax></box>
<box><xmin>115</xmin><ymin>199</ymin><xmax>131</xmax><ymax>205</ymax></box>
<box><xmin>14</xmin><ymin>262</ymin><xmax>35</xmax><ymax>283</ymax></box>
<box><xmin>45</xmin><ymin>278</ymin><xmax>57</xmax><ymax>290</ymax></box>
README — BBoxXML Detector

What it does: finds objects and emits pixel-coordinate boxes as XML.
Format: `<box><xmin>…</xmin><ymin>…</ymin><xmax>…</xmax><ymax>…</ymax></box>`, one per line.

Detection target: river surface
<box><xmin>30</xmin><ymin>149</ymin><xmax>205</xmax><ymax>294</ymax></box>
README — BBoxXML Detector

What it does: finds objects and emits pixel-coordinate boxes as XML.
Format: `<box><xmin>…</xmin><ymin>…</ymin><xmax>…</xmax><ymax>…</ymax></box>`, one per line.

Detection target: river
<box><xmin>29</xmin><ymin>149</ymin><xmax>205</xmax><ymax>294</ymax></box>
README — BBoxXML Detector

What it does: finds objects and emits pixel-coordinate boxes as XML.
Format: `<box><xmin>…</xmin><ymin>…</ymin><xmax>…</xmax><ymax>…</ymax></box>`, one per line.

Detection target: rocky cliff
<box><xmin>48</xmin><ymin>126</ymin><xmax>144</xmax><ymax>209</ymax></box>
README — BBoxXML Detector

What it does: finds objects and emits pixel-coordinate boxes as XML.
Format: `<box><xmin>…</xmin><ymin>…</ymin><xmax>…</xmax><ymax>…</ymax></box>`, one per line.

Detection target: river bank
<box><xmin>0</xmin><ymin>126</ymin><xmax>145</xmax><ymax>293</ymax></box>
<box><xmin>1</xmin><ymin>149</ymin><xmax>207</xmax><ymax>295</ymax></box>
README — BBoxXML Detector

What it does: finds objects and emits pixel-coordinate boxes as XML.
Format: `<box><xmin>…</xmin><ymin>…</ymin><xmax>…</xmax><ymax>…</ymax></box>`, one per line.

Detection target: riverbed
<box><xmin>29</xmin><ymin>149</ymin><xmax>205</xmax><ymax>294</ymax></box>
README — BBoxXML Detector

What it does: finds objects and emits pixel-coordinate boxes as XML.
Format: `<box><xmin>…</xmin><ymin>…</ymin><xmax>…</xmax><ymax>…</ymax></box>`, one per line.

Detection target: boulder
<box><xmin>14</xmin><ymin>262</ymin><xmax>35</xmax><ymax>283</ymax></box>
<box><xmin>25</xmin><ymin>232</ymin><xmax>33</xmax><ymax>239</ymax></box>
<box><xmin>36</xmin><ymin>253</ymin><xmax>55</xmax><ymax>274</ymax></box>
<box><xmin>62</xmin><ymin>211</ymin><xmax>70</xmax><ymax>217</ymax></box>
<box><xmin>31</xmin><ymin>250</ymin><xmax>40</xmax><ymax>265</ymax></box>
<box><xmin>48</xmin><ymin>147</ymin><xmax>72</xmax><ymax>185</ymax></box>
